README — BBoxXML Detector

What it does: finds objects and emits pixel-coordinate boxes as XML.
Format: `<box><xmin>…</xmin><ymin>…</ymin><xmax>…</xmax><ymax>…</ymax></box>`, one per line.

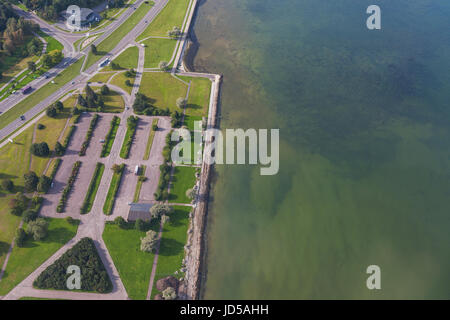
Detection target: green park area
<box><xmin>150</xmin><ymin>206</ymin><xmax>190</xmax><ymax>298</ymax></box>
<box><xmin>110</xmin><ymin>72</ymin><xmax>135</xmax><ymax>95</ymax></box>
<box><xmin>137</xmin><ymin>0</ymin><xmax>191</xmax><ymax>40</ymax></box>
<box><xmin>0</xmin><ymin>217</ymin><xmax>79</xmax><ymax>295</ymax></box>
<box><xmin>178</xmin><ymin>76</ymin><xmax>212</xmax><ymax>116</ymax></box>
<box><xmin>105</xmin><ymin>46</ymin><xmax>139</xmax><ymax>70</ymax></box>
<box><xmin>168</xmin><ymin>166</ymin><xmax>197</xmax><ymax>204</ymax></box>
<box><xmin>0</xmin><ymin>195</ymin><xmax>22</xmax><ymax>268</ymax></box>
<box><xmin>142</xmin><ymin>38</ymin><xmax>177</xmax><ymax>68</ymax></box>
<box><xmin>103</xmin><ymin>220</ymin><xmax>159</xmax><ymax>300</ymax></box>
<box><xmin>139</xmin><ymin>72</ymin><xmax>187</xmax><ymax>112</ymax></box>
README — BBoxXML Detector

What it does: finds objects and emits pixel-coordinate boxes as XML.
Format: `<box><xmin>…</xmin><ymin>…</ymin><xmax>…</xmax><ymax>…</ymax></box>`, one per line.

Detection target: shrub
<box><xmin>114</xmin><ymin>216</ymin><xmax>126</xmax><ymax>228</ymax></box>
<box><xmin>186</xmin><ymin>188</ymin><xmax>195</xmax><ymax>200</ymax></box>
<box><xmin>66</xmin><ymin>216</ymin><xmax>77</xmax><ymax>225</ymax></box>
<box><xmin>15</xmin><ymin>228</ymin><xmax>27</xmax><ymax>248</ymax></box>
<box><xmin>101</xmin><ymin>84</ymin><xmax>110</xmax><ymax>95</ymax></box>
<box><xmin>54</xmin><ymin>101</ymin><xmax>63</xmax><ymax>112</ymax></box>
<box><xmin>159</xmin><ymin>61</ymin><xmax>169</xmax><ymax>71</ymax></box>
<box><xmin>37</xmin><ymin>175</ymin><xmax>52</xmax><ymax>193</ymax></box>
<box><xmin>79</xmin><ymin>114</ymin><xmax>99</xmax><ymax>156</ymax></box>
<box><xmin>125</xmin><ymin>79</ymin><xmax>132</xmax><ymax>87</ymax></box>
<box><xmin>37</xmin><ymin>123</ymin><xmax>45</xmax><ymax>130</ymax></box>
<box><xmin>57</xmin><ymin>161</ymin><xmax>81</xmax><ymax>213</ymax></box>
<box><xmin>162</xmin><ymin>287</ymin><xmax>177</xmax><ymax>300</ymax></box>
<box><xmin>46</xmin><ymin>106</ymin><xmax>57</xmax><ymax>118</ymax></box>
<box><xmin>1</xmin><ymin>179</ymin><xmax>14</xmax><ymax>192</ymax></box>
<box><xmin>55</xmin><ymin>141</ymin><xmax>65</xmax><ymax>156</ymax></box>
<box><xmin>135</xmin><ymin>219</ymin><xmax>145</xmax><ymax>232</ymax></box>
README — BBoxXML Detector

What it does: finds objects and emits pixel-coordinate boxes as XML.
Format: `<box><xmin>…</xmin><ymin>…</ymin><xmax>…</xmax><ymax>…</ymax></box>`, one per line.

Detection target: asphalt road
<box><xmin>0</xmin><ymin>0</ymin><xmax>168</xmax><ymax>142</ymax></box>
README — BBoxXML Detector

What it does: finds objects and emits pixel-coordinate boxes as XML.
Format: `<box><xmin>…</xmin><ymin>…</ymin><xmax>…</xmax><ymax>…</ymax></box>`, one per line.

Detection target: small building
<box><xmin>127</xmin><ymin>203</ymin><xmax>153</xmax><ymax>221</ymax></box>
<box><xmin>63</xmin><ymin>7</ymin><xmax>101</xmax><ymax>30</ymax></box>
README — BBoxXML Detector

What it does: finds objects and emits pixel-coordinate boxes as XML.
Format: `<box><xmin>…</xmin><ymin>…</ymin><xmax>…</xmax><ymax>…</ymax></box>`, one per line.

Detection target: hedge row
<box><xmin>62</xmin><ymin>125</ymin><xmax>76</xmax><ymax>152</ymax></box>
<box><xmin>102</xmin><ymin>164</ymin><xmax>125</xmax><ymax>215</ymax></box>
<box><xmin>119</xmin><ymin>116</ymin><xmax>139</xmax><ymax>159</ymax></box>
<box><xmin>100</xmin><ymin>116</ymin><xmax>120</xmax><ymax>157</ymax></box>
<box><xmin>79</xmin><ymin>114</ymin><xmax>99</xmax><ymax>156</ymax></box>
<box><xmin>80</xmin><ymin>162</ymin><xmax>105</xmax><ymax>214</ymax></box>
<box><xmin>154</xmin><ymin>131</ymin><xmax>176</xmax><ymax>201</ymax></box>
<box><xmin>48</xmin><ymin>158</ymin><xmax>62</xmax><ymax>187</ymax></box>
<box><xmin>56</xmin><ymin>161</ymin><xmax>82</xmax><ymax>213</ymax></box>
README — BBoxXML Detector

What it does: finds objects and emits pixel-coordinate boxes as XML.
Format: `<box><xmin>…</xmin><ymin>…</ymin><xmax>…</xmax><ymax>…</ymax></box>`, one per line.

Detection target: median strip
<box><xmin>103</xmin><ymin>164</ymin><xmax>125</xmax><ymax>215</ymax></box>
<box><xmin>57</xmin><ymin>161</ymin><xmax>82</xmax><ymax>213</ymax></box>
<box><xmin>143</xmin><ymin>118</ymin><xmax>158</xmax><ymax>160</ymax></box>
<box><xmin>101</xmin><ymin>116</ymin><xmax>121</xmax><ymax>157</ymax></box>
<box><xmin>120</xmin><ymin>116</ymin><xmax>139</xmax><ymax>159</ymax></box>
<box><xmin>80</xmin><ymin>162</ymin><xmax>105</xmax><ymax>214</ymax></box>
<box><xmin>79</xmin><ymin>114</ymin><xmax>99</xmax><ymax>156</ymax></box>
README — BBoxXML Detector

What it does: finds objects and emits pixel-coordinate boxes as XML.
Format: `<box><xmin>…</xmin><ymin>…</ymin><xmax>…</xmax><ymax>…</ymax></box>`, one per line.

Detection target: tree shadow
<box><xmin>0</xmin><ymin>241</ymin><xmax>10</xmax><ymax>257</ymax></box>
<box><xmin>158</xmin><ymin>238</ymin><xmax>183</xmax><ymax>257</ymax></box>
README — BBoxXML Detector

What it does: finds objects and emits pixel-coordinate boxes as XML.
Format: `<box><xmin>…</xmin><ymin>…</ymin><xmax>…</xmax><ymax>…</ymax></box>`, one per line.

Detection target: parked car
<box><xmin>20</xmin><ymin>115</ymin><xmax>25</xmax><ymax>121</ymax></box>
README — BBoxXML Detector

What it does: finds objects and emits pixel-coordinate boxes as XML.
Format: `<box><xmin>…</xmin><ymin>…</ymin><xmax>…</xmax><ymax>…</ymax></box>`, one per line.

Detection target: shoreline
<box><xmin>178</xmin><ymin>0</ymin><xmax>222</xmax><ymax>300</ymax></box>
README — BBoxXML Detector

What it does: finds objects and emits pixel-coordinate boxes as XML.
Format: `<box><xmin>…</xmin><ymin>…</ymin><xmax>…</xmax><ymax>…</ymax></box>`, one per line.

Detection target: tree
<box><xmin>55</xmin><ymin>141</ymin><xmax>65</xmax><ymax>156</ymax></box>
<box><xmin>162</xmin><ymin>287</ymin><xmax>177</xmax><ymax>300</ymax></box>
<box><xmin>37</xmin><ymin>175</ymin><xmax>52</xmax><ymax>193</ymax></box>
<box><xmin>85</xmin><ymin>84</ymin><xmax>96</xmax><ymax>101</ymax></box>
<box><xmin>140</xmin><ymin>230</ymin><xmax>158</xmax><ymax>253</ymax></box>
<box><xmin>101</xmin><ymin>84</ymin><xmax>110</xmax><ymax>95</ymax></box>
<box><xmin>54</xmin><ymin>100</ymin><xmax>63</xmax><ymax>112</ymax></box>
<box><xmin>135</xmin><ymin>219</ymin><xmax>145</xmax><ymax>232</ymax></box>
<box><xmin>77</xmin><ymin>94</ymin><xmax>87</xmax><ymax>108</ymax></box>
<box><xmin>15</xmin><ymin>228</ymin><xmax>27</xmax><ymax>247</ymax></box>
<box><xmin>167</xmin><ymin>26</ymin><xmax>181</xmax><ymax>38</ymax></box>
<box><xmin>176</xmin><ymin>97</ymin><xmax>187</xmax><ymax>109</ymax></box>
<box><xmin>152</xmin><ymin>123</ymin><xmax>158</xmax><ymax>131</ymax></box>
<box><xmin>159</xmin><ymin>61</ymin><xmax>169</xmax><ymax>71</ymax></box>
<box><xmin>150</xmin><ymin>204</ymin><xmax>173</xmax><ymax>219</ymax></box>
<box><xmin>110</xmin><ymin>62</ymin><xmax>120</xmax><ymax>70</ymax></box>
<box><xmin>1</xmin><ymin>179</ymin><xmax>14</xmax><ymax>192</ymax></box>
<box><xmin>42</xmin><ymin>54</ymin><xmax>52</xmax><ymax>68</ymax></box>
<box><xmin>22</xmin><ymin>209</ymin><xmax>38</xmax><ymax>223</ymax></box>
<box><xmin>27</xmin><ymin>218</ymin><xmax>49</xmax><ymax>241</ymax></box>
<box><xmin>24</xmin><ymin>171</ymin><xmax>39</xmax><ymax>192</ymax></box>
<box><xmin>30</xmin><ymin>142</ymin><xmax>50</xmax><ymax>157</ymax></box>
<box><xmin>46</xmin><ymin>106</ymin><xmax>57</xmax><ymax>117</ymax></box>
<box><xmin>114</xmin><ymin>216</ymin><xmax>126</xmax><ymax>228</ymax></box>
<box><xmin>91</xmin><ymin>44</ymin><xmax>97</xmax><ymax>54</ymax></box>
<box><xmin>27</xmin><ymin>61</ymin><xmax>36</xmax><ymax>72</ymax></box>
<box><xmin>125</xmin><ymin>79</ymin><xmax>132</xmax><ymax>87</ymax></box>
<box><xmin>111</xmin><ymin>164</ymin><xmax>123</xmax><ymax>174</ymax></box>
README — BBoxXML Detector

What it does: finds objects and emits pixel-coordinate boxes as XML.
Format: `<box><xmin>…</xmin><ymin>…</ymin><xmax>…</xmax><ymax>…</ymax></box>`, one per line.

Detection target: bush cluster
<box><xmin>30</xmin><ymin>142</ymin><xmax>50</xmax><ymax>157</ymax></box>
<box><xmin>33</xmin><ymin>237</ymin><xmax>113</xmax><ymax>293</ymax></box>
<box><xmin>56</xmin><ymin>161</ymin><xmax>81</xmax><ymax>213</ymax></box>
<box><xmin>79</xmin><ymin>114</ymin><xmax>99</xmax><ymax>156</ymax></box>
<box><xmin>132</xmin><ymin>93</ymin><xmax>170</xmax><ymax>116</ymax></box>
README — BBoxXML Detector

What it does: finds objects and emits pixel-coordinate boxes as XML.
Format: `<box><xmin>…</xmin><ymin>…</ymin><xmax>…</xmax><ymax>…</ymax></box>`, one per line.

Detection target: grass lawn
<box><xmin>144</xmin><ymin>118</ymin><xmax>158</xmax><ymax>160</ymax></box>
<box><xmin>179</xmin><ymin>76</ymin><xmax>212</xmax><ymax>117</ymax></box>
<box><xmin>0</xmin><ymin>195</ymin><xmax>22</xmax><ymax>269</ymax></box>
<box><xmin>30</xmin><ymin>107</ymin><xmax>72</xmax><ymax>175</ymax></box>
<box><xmin>0</xmin><ymin>217</ymin><xmax>79</xmax><ymax>295</ymax></box>
<box><xmin>102</xmin><ymin>91</ymin><xmax>125</xmax><ymax>113</ymax></box>
<box><xmin>142</xmin><ymin>38</ymin><xmax>177</xmax><ymax>68</ymax></box>
<box><xmin>184</xmin><ymin>114</ymin><xmax>203</xmax><ymax>132</ymax></box>
<box><xmin>151</xmin><ymin>205</ymin><xmax>190</xmax><ymax>298</ymax></box>
<box><xmin>102</xmin><ymin>220</ymin><xmax>159</xmax><ymax>300</ymax></box>
<box><xmin>37</xmin><ymin>30</ymin><xmax>63</xmax><ymax>52</ymax></box>
<box><xmin>133</xmin><ymin>165</ymin><xmax>146</xmax><ymax>202</ymax></box>
<box><xmin>137</xmin><ymin>0</ymin><xmax>191</xmax><ymax>40</ymax></box>
<box><xmin>0</xmin><ymin>58</ymin><xmax>84</xmax><ymax>130</ymax></box>
<box><xmin>103</xmin><ymin>165</ymin><xmax>125</xmax><ymax>215</ymax></box>
<box><xmin>88</xmin><ymin>72</ymin><xmax>116</xmax><ymax>84</ymax></box>
<box><xmin>84</xmin><ymin>2</ymin><xmax>154</xmax><ymax>70</ymax></box>
<box><xmin>0</xmin><ymin>126</ymin><xmax>34</xmax><ymax>190</ymax></box>
<box><xmin>80</xmin><ymin>163</ymin><xmax>105</xmax><ymax>214</ymax></box>
<box><xmin>110</xmin><ymin>72</ymin><xmax>134</xmax><ymax>95</ymax></box>
<box><xmin>139</xmin><ymin>72</ymin><xmax>187</xmax><ymax>112</ymax></box>
<box><xmin>168</xmin><ymin>166</ymin><xmax>197</xmax><ymax>203</ymax></box>
<box><xmin>104</xmin><ymin>46</ymin><xmax>139</xmax><ymax>71</ymax></box>
<box><xmin>101</xmin><ymin>117</ymin><xmax>121</xmax><ymax>157</ymax></box>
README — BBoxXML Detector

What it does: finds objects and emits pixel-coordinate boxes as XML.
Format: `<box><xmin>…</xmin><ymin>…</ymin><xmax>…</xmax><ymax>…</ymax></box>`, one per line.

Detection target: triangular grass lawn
<box><xmin>33</xmin><ymin>237</ymin><xmax>112</xmax><ymax>293</ymax></box>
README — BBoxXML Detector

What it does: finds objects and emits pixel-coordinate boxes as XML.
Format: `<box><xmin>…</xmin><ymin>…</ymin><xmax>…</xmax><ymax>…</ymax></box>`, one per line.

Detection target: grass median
<box><xmin>101</xmin><ymin>116</ymin><xmax>121</xmax><ymax>157</ymax></box>
<box><xmin>144</xmin><ymin>118</ymin><xmax>158</xmax><ymax>160</ymax></box>
<box><xmin>103</xmin><ymin>164</ymin><xmax>125</xmax><ymax>215</ymax></box>
<box><xmin>0</xmin><ymin>58</ymin><xmax>83</xmax><ymax>130</ymax></box>
<box><xmin>80</xmin><ymin>162</ymin><xmax>105</xmax><ymax>214</ymax></box>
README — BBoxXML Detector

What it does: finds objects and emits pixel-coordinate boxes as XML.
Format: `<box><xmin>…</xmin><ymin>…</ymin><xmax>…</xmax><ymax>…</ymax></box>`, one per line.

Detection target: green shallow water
<box><xmin>190</xmin><ymin>0</ymin><xmax>450</xmax><ymax>299</ymax></box>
